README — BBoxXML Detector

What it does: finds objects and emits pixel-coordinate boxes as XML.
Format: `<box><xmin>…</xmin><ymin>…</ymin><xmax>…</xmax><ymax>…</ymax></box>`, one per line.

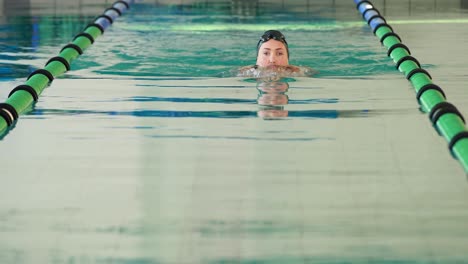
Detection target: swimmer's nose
<box><xmin>269</xmin><ymin>54</ymin><xmax>276</xmax><ymax>64</ymax></box>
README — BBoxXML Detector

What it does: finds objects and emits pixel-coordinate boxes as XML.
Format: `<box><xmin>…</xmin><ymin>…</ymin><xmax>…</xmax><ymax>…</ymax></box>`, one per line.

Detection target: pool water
<box><xmin>1</xmin><ymin>1</ymin><xmax>468</xmax><ymax>263</ymax></box>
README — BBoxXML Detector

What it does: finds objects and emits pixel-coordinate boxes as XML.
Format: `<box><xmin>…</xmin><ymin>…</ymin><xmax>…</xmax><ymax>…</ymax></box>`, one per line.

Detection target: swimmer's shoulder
<box><xmin>236</xmin><ymin>65</ymin><xmax>260</xmax><ymax>78</ymax></box>
<box><xmin>294</xmin><ymin>65</ymin><xmax>318</xmax><ymax>77</ymax></box>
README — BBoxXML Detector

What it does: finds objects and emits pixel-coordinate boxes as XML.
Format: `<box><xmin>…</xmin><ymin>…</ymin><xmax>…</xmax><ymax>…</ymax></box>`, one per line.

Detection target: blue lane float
<box><xmin>354</xmin><ymin>0</ymin><xmax>468</xmax><ymax>173</ymax></box>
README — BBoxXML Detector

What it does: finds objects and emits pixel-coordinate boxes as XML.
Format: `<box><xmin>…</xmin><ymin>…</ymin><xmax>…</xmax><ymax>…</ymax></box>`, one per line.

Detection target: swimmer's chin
<box><xmin>260</xmin><ymin>65</ymin><xmax>283</xmax><ymax>69</ymax></box>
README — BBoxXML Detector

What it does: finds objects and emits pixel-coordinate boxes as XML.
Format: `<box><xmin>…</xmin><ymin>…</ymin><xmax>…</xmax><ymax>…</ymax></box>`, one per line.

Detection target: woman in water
<box><xmin>238</xmin><ymin>30</ymin><xmax>316</xmax><ymax>80</ymax></box>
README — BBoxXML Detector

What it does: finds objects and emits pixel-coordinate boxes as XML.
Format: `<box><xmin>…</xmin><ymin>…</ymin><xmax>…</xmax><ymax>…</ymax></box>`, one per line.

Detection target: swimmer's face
<box><xmin>256</xmin><ymin>39</ymin><xmax>289</xmax><ymax>67</ymax></box>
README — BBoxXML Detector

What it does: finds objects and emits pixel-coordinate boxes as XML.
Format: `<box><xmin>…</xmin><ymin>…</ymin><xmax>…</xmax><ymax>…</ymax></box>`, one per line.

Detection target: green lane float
<box><xmin>354</xmin><ymin>0</ymin><xmax>468</xmax><ymax>173</ymax></box>
<box><xmin>0</xmin><ymin>0</ymin><xmax>134</xmax><ymax>135</ymax></box>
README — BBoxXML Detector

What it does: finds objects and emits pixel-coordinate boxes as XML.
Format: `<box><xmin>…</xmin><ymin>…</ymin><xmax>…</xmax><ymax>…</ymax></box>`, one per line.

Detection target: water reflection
<box><xmin>255</xmin><ymin>80</ymin><xmax>343</xmax><ymax>119</ymax></box>
<box><xmin>256</xmin><ymin>81</ymin><xmax>289</xmax><ymax>119</ymax></box>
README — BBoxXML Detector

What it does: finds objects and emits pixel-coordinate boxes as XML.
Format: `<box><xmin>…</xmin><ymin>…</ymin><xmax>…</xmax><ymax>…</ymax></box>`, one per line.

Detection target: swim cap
<box><xmin>257</xmin><ymin>30</ymin><xmax>289</xmax><ymax>58</ymax></box>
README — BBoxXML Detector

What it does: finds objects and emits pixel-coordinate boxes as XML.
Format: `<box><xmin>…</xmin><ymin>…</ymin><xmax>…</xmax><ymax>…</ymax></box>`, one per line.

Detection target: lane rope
<box><xmin>0</xmin><ymin>0</ymin><xmax>134</xmax><ymax>135</ymax></box>
<box><xmin>354</xmin><ymin>0</ymin><xmax>468</xmax><ymax>173</ymax></box>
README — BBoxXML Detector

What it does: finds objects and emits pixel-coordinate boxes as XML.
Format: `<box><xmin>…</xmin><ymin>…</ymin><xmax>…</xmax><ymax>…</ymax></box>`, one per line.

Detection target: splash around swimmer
<box><xmin>237</xmin><ymin>30</ymin><xmax>317</xmax><ymax>80</ymax></box>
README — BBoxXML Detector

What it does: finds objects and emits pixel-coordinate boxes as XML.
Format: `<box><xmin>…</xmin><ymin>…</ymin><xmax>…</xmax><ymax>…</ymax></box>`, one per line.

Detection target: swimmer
<box><xmin>238</xmin><ymin>30</ymin><xmax>316</xmax><ymax>80</ymax></box>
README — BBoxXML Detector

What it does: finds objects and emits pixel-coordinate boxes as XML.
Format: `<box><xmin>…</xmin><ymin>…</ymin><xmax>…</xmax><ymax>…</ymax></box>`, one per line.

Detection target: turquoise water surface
<box><xmin>1</xmin><ymin>1</ymin><xmax>468</xmax><ymax>263</ymax></box>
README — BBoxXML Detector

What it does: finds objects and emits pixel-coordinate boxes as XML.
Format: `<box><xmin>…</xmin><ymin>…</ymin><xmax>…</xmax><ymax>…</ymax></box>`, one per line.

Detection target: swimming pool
<box><xmin>1</xmin><ymin>0</ymin><xmax>468</xmax><ymax>263</ymax></box>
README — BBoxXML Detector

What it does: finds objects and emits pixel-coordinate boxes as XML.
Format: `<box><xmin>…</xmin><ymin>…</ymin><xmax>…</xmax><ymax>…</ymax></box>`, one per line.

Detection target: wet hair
<box><xmin>257</xmin><ymin>30</ymin><xmax>289</xmax><ymax>58</ymax></box>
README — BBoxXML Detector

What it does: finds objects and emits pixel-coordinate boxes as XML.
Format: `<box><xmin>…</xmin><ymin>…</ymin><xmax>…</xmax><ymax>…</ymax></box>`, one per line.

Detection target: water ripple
<box><xmin>28</xmin><ymin>108</ymin><xmax>363</xmax><ymax>119</ymax></box>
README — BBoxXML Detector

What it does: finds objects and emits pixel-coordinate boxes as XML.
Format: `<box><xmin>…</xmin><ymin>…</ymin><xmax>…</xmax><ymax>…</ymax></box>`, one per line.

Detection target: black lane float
<box><xmin>354</xmin><ymin>0</ymin><xmax>468</xmax><ymax>173</ymax></box>
<box><xmin>0</xmin><ymin>0</ymin><xmax>134</xmax><ymax>134</ymax></box>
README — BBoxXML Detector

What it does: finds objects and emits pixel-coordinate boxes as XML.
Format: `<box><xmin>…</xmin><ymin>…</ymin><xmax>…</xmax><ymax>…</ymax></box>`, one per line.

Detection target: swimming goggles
<box><xmin>257</xmin><ymin>30</ymin><xmax>288</xmax><ymax>49</ymax></box>
<box><xmin>257</xmin><ymin>30</ymin><xmax>289</xmax><ymax>58</ymax></box>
